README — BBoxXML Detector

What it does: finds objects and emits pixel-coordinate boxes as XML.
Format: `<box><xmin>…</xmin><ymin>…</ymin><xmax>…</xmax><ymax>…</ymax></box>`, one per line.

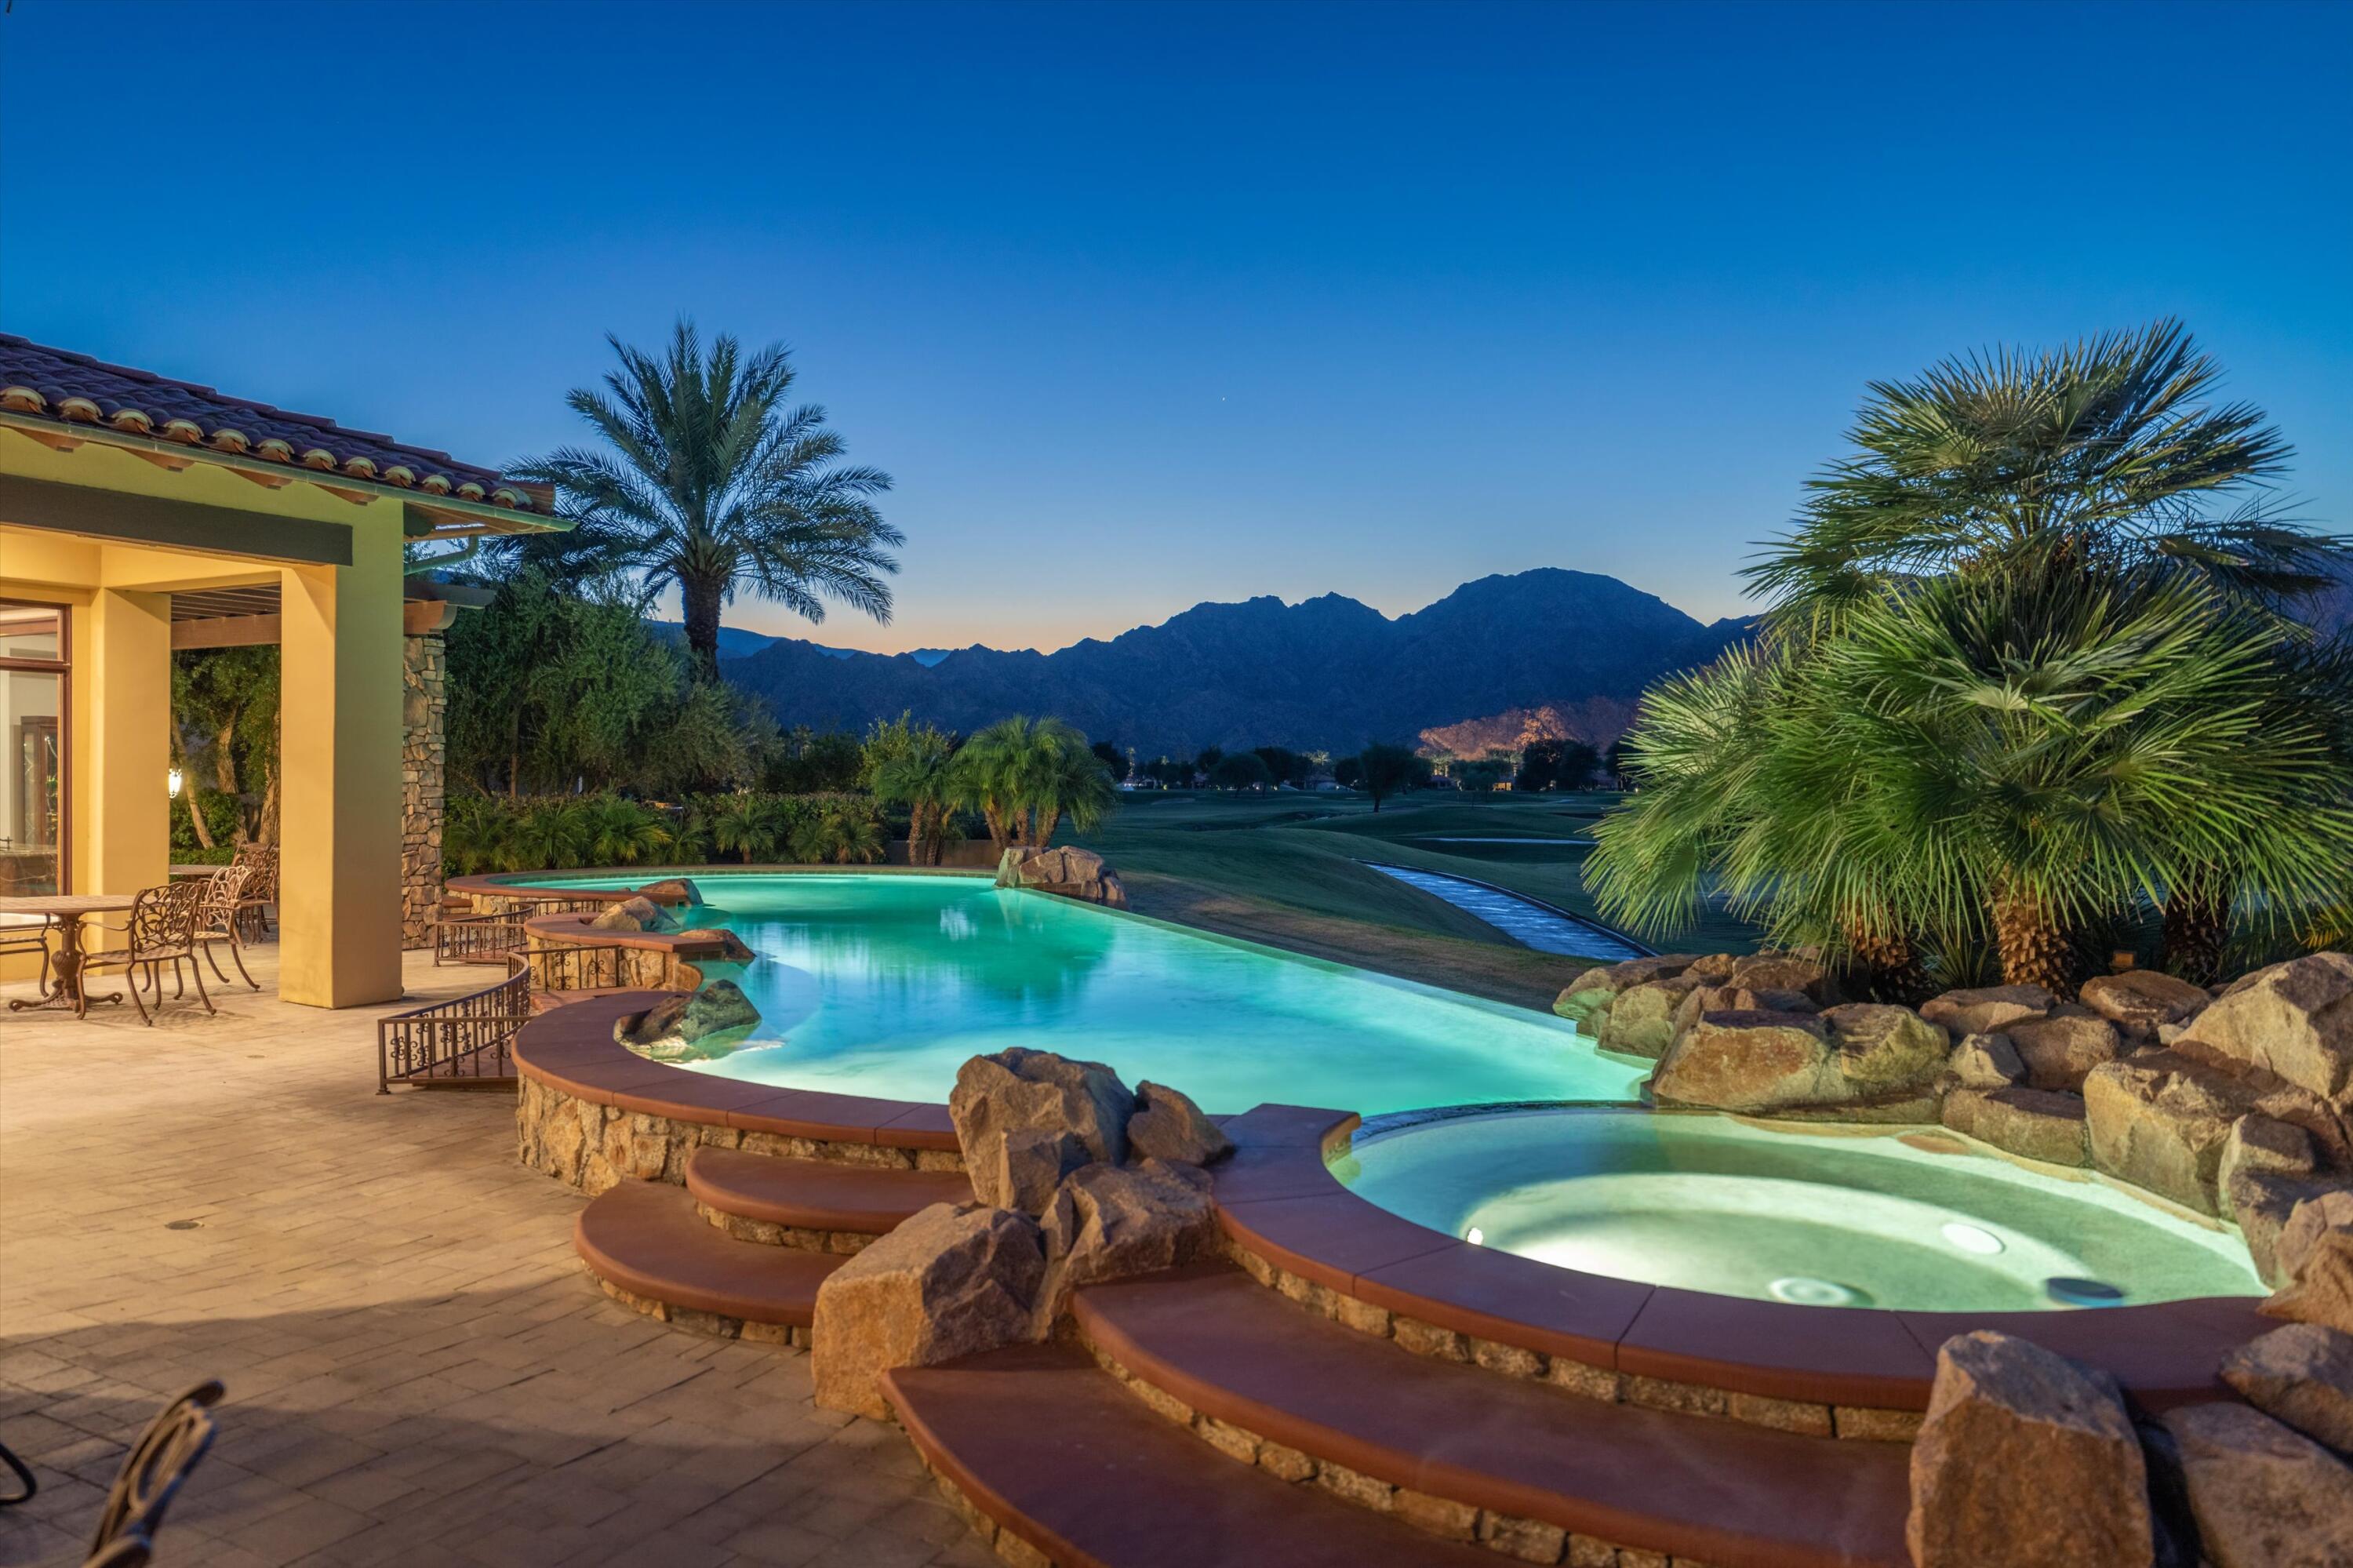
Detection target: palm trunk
<box><xmin>1990</xmin><ymin>875</ymin><xmax>2073</xmax><ymax>993</ymax></box>
<box><xmin>213</xmin><ymin>719</ymin><xmax>238</xmax><ymax>793</ymax></box>
<box><xmin>681</xmin><ymin>573</ymin><xmax>726</xmax><ymax>684</ymax></box>
<box><xmin>1844</xmin><ymin>920</ymin><xmax>1929</xmax><ymax>1005</ymax></box>
<box><xmin>1034</xmin><ymin>807</ymin><xmax>1061</xmax><ymax>847</ymax></box>
<box><xmin>982</xmin><ymin>802</ymin><xmax>1011</xmax><ymax>854</ymax></box>
<box><xmin>2162</xmin><ymin>866</ymin><xmax>2230</xmax><ymax>986</ymax></box>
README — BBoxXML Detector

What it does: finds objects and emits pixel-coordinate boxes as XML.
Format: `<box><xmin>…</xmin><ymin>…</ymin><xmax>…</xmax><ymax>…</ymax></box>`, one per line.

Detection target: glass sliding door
<box><xmin>0</xmin><ymin>601</ymin><xmax>67</xmax><ymax>896</ymax></box>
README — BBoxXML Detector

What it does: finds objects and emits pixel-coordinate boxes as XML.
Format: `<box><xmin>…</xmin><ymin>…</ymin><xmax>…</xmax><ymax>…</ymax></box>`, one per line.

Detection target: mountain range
<box><xmin>714</xmin><ymin>569</ymin><xmax>1754</xmax><ymax>759</ymax></box>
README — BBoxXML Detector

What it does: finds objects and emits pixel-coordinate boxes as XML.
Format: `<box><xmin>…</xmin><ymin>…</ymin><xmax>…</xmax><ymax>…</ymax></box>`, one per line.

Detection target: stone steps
<box><xmin>882</xmin><ymin>1340</ymin><xmax>1494</xmax><ymax>1568</ymax></box>
<box><xmin>573</xmin><ymin>1180</ymin><xmax>846</xmax><ymax>1337</ymax></box>
<box><xmin>1070</xmin><ymin>1263</ymin><xmax>1912</xmax><ymax>1568</ymax></box>
<box><xmin>686</xmin><ymin>1148</ymin><xmax>972</xmax><ymax>1235</ymax></box>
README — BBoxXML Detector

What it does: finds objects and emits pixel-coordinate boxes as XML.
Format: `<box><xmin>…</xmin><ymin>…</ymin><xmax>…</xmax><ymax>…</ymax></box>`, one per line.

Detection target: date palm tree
<box><xmin>518</xmin><ymin>322</ymin><xmax>901</xmax><ymax>679</ymax></box>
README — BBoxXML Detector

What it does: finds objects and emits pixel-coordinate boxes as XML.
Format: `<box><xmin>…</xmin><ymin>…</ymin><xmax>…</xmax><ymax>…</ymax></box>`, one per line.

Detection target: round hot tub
<box><xmin>1334</xmin><ymin>1106</ymin><xmax>2264</xmax><ymax>1312</ymax></box>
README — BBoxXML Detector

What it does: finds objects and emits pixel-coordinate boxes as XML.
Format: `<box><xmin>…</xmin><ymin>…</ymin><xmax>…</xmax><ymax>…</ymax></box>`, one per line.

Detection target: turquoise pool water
<box><xmin>1337</xmin><ymin>1108</ymin><xmax>2264</xmax><ymax>1311</ymax></box>
<box><xmin>531</xmin><ymin>873</ymin><xmax>1648</xmax><ymax>1115</ymax></box>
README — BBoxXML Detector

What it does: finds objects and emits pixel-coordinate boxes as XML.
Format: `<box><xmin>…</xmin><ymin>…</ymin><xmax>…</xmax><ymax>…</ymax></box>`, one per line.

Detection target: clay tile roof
<box><xmin>0</xmin><ymin>334</ymin><xmax>549</xmax><ymax>517</ymax></box>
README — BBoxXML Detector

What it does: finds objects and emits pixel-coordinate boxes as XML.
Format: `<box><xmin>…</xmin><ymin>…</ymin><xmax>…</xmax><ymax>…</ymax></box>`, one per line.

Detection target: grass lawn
<box><xmin>1063</xmin><ymin>790</ymin><xmax>1763</xmax><ymax>1013</ymax></box>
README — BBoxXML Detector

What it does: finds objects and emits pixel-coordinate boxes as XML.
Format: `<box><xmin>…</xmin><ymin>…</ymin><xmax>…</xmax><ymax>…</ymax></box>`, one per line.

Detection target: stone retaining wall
<box><xmin>400</xmin><ymin>631</ymin><xmax>446</xmax><ymax>949</ymax></box>
<box><xmin>515</xmin><ymin>1075</ymin><xmax>966</xmax><ymax>1195</ymax></box>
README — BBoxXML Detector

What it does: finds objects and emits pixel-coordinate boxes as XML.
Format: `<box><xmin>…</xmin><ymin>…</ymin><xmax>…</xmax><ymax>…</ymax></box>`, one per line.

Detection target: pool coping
<box><xmin>1212</xmin><ymin>1104</ymin><xmax>2270</xmax><ymax>1415</ymax></box>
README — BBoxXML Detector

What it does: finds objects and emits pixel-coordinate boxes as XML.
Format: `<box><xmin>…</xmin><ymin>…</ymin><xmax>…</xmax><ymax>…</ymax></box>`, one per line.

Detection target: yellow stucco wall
<box><xmin>2</xmin><ymin>432</ymin><xmax>411</xmax><ymax>1006</ymax></box>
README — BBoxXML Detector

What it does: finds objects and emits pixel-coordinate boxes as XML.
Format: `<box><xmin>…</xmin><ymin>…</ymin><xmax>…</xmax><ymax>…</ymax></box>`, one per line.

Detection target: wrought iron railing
<box><xmin>377</xmin><ymin>955</ymin><xmax>532</xmax><ymax>1092</ymax></box>
<box><xmin>435</xmin><ymin>914</ymin><xmax>528</xmax><ymax>966</ymax></box>
<box><xmin>523</xmin><ymin>941</ymin><xmax>637</xmax><ymax>994</ymax></box>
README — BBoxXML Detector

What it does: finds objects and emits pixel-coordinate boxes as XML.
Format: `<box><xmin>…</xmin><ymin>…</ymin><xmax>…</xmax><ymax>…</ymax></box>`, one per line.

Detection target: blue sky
<box><xmin>4</xmin><ymin>0</ymin><xmax>2347</xmax><ymax>653</ymax></box>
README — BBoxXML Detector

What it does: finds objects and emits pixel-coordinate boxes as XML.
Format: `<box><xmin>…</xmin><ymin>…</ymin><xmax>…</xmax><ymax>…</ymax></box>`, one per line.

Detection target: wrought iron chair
<box><xmin>0</xmin><ymin>911</ymin><xmax>50</xmax><ymax>993</ymax></box>
<box><xmin>78</xmin><ymin>1381</ymin><xmax>224</xmax><ymax>1568</ymax></box>
<box><xmin>231</xmin><ymin>842</ymin><xmax>278</xmax><ymax>941</ymax></box>
<box><xmin>189</xmin><ymin>863</ymin><xmax>259</xmax><ymax>991</ymax></box>
<box><xmin>82</xmin><ymin>883</ymin><xmax>211</xmax><ymax>1025</ymax></box>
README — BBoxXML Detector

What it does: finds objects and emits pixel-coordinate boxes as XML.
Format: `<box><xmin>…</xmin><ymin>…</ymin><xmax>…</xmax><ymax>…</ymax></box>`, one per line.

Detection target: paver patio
<box><xmin>0</xmin><ymin>945</ymin><xmax>995</xmax><ymax>1568</ymax></box>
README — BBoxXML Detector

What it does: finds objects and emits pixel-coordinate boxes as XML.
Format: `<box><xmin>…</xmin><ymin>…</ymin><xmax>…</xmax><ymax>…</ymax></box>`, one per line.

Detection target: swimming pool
<box><xmin>530</xmin><ymin>872</ymin><xmax>1649</xmax><ymax>1115</ymax></box>
<box><xmin>1336</xmin><ymin>1106</ymin><xmax>2264</xmax><ymax>1312</ymax></box>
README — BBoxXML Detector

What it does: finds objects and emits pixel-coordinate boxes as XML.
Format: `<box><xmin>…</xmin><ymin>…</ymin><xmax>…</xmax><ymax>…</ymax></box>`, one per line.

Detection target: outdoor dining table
<box><xmin>0</xmin><ymin>893</ymin><xmax>137</xmax><ymax>1017</ymax></box>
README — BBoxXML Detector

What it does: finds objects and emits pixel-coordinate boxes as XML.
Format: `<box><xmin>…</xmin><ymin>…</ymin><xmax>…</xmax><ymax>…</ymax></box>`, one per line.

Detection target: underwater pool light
<box><xmin>1465</xmin><ymin>1227</ymin><xmax>1484</xmax><ymax>1246</ymax></box>
<box><xmin>1940</xmin><ymin>1221</ymin><xmax>2004</xmax><ymax>1256</ymax></box>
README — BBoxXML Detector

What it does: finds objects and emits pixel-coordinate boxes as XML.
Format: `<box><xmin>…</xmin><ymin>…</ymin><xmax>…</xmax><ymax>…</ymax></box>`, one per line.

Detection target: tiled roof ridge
<box><xmin>0</xmin><ymin>333</ymin><xmax>543</xmax><ymax>514</ymax></box>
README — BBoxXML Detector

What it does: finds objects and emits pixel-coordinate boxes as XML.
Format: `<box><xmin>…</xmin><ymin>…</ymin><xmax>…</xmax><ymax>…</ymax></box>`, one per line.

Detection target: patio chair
<box><xmin>82</xmin><ymin>882</ymin><xmax>211</xmax><ymax>1025</ymax></box>
<box><xmin>189</xmin><ymin>863</ymin><xmax>260</xmax><ymax>991</ymax></box>
<box><xmin>78</xmin><ymin>1381</ymin><xmax>224</xmax><ymax>1568</ymax></box>
<box><xmin>231</xmin><ymin>842</ymin><xmax>278</xmax><ymax>940</ymax></box>
<box><xmin>0</xmin><ymin>911</ymin><xmax>50</xmax><ymax>993</ymax></box>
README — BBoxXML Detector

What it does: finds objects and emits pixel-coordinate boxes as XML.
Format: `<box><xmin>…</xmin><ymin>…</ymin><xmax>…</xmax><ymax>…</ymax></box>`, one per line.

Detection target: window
<box><xmin>0</xmin><ymin>600</ymin><xmax>67</xmax><ymax>896</ymax></box>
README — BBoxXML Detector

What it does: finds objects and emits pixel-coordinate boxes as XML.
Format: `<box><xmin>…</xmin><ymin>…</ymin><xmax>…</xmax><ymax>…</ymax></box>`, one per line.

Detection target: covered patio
<box><xmin>0</xmin><ymin>337</ymin><xmax>562</xmax><ymax>1008</ymax></box>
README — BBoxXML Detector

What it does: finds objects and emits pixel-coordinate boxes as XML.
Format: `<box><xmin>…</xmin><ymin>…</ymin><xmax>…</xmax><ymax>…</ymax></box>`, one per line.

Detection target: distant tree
<box><xmin>1606</xmin><ymin>739</ymin><xmax>1636</xmax><ymax>790</ymax></box>
<box><xmin>1356</xmin><ymin>744</ymin><xmax>1431</xmax><ymax>813</ymax></box>
<box><xmin>1515</xmin><ymin>740</ymin><xmax>1562</xmax><ymax>793</ymax></box>
<box><xmin>1210</xmin><ymin>752</ymin><xmax>1272</xmax><ymax>791</ymax></box>
<box><xmin>1195</xmin><ymin>746</ymin><xmax>1224</xmax><ymax>778</ymax></box>
<box><xmin>1091</xmin><ymin>739</ymin><xmax>1129</xmax><ymax>780</ymax></box>
<box><xmin>1252</xmin><ymin>746</ymin><xmax>1311</xmax><ymax>788</ymax></box>
<box><xmin>1555</xmin><ymin>740</ymin><xmax>1602</xmax><ymax>791</ymax></box>
<box><xmin>1332</xmin><ymin>755</ymin><xmax>1365</xmax><ymax>790</ymax></box>
<box><xmin>1453</xmin><ymin>758</ymin><xmax>1511</xmax><ymax>793</ymax></box>
<box><xmin>516</xmin><ymin>321</ymin><xmax>901</xmax><ymax>681</ymax></box>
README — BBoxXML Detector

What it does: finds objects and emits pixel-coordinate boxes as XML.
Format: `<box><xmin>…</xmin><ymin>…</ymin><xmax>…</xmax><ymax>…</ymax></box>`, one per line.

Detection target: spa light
<box><xmin>1940</xmin><ymin>1221</ymin><xmax>2004</xmax><ymax>1256</ymax></box>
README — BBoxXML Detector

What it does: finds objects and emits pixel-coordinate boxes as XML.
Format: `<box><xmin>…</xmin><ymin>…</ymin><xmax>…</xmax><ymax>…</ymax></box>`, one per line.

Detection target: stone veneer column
<box><xmin>401</xmin><ymin>631</ymin><xmax>447</xmax><ymax>948</ymax></box>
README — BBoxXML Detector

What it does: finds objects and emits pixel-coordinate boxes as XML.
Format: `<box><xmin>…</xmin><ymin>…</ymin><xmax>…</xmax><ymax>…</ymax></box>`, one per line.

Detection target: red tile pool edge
<box><xmin>1210</xmin><ymin>1106</ymin><xmax>2264</xmax><ymax>1412</ymax></box>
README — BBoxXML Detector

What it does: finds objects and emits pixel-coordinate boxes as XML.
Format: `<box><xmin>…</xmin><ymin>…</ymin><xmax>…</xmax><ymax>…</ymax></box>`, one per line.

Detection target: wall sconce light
<box><xmin>168</xmin><ymin>766</ymin><xmax>184</xmax><ymax>799</ymax></box>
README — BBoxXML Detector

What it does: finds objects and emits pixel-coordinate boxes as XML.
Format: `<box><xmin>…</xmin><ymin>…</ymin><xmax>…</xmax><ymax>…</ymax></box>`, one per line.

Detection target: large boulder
<box><xmin>2007</xmin><ymin>1011</ymin><xmax>2125</xmax><ymax>1093</ymax></box>
<box><xmin>995</xmin><ymin>846</ymin><xmax>1128</xmax><ymax>908</ymax></box>
<box><xmin>976</xmin><ymin>1128</ymin><xmax>1087</xmax><ymax>1216</ymax></box>
<box><xmin>1034</xmin><ymin>1160</ymin><xmax>1217</xmax><ymax>1324</ymax></box>
<box><xmin>2264</xmin><ymin>1228</ymin><xmax>2353</xmax><ymax>1337</ymax></box>
<box><xmin>1126</xmin><ymin>1081</ymin><xmax>1232</xmax><ymax>1166</ymax></box>
<box><xmin>2083</xmin><ymin>1051</ymin><xmax>2257</xmax><ymax>1214</ymax></box>
<box><xmin>675</xmin><ymin>927</ymin><xmax>757</xmax><ymax>963</ymax></box>
<box><xmin>632</xmin><ymin>877</ymin><xmax>705</xmax><ymax>907</ymax></box>
<box><xmin>2176</xmin><ymin>953</ymin><xmax>2353</xmax><ymax>1105</ymax></box>
<box><xmin>1942</xmin><ymin>1087</ymin><xmax>2091</xmax><ymax>1168</ymax></box>
<box><xmin>951</xmin><ymin>1049</ymin><xmax>1136</xmax><ymax>1209</ymax></box>
<box><xmin>810</xmin><ymin>1202</ymin><xmax>1046</xmax><ymax>1418</ymax></box>
<box><xmin>1554</xmin><ymin>954</ymin><xmax>1706</xmax><ymax>1024</ymax></box>
<box><xmin>616</xmin><ymin>980</ymin><xmax>761</xmax><ymax>1061</ymax></box>
<box><xmin>2158</xmin><ymin>1402</ymin><xmax>2353</xmax><ymax>1568</ymax></box>
<box><xmin>1950</xmin><ymin>1032</ymin><xmax>2028</xmax><ymax>1090</ymax></box>
<box><xmin>589</xmin><ymin>895</ymin><xmax>679</xmax><ymax>933</ymax></box>
<box><xmin>2220</xmin><ymin>1324</ymin><xmax>2353</xmax><ymax>1453</ymax></box>
<box><xmin>1725</xmin><ymin>952</ymin><xmax>1840</xmax><ymax>1005</ymax></box>
<box><xmin>1595</xmin><ymin>976</ymin><xmax>1706</xmax><ymax>1057</ymax></box>
<box><xmin>2080</xmin><ymin>970</ymin><xmax>2210</xmax><ymax>1039</ymax></box>
<box><xmin>2278</xmin><ymin>1190</ymin><xmax>2353</xmax><ymax>1285</ymax></box>
<box><xmin>1922</xmin><ymin>984</ymin><xmax>2060</xmax><ymax>1038</ymax></box>
<box><xmin>1650</xmin><ymin>1010</ymin><xmax>1836</xmax><ymax>1113</ymax></box>
<box><xmin>1651</xmin><ymin>1004</ymin><xmax>1947</xmax><ymax>1116</ymax></box>
<box><xmin>1906</xmin><ymin>1331</ymin><xmax>2152</xmax><ymax>1568</ymax></box>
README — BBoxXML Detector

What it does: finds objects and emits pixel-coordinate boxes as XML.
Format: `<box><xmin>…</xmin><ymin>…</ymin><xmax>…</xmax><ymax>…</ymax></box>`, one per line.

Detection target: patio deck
<box><xmin>0</xmin><ymin>944</ymin><xmax>993</xmax><ymax>1568</ymax></box>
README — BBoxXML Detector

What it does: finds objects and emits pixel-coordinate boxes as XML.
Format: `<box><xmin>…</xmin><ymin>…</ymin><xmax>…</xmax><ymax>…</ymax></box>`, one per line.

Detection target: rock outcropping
<box><xmin>995</xmin><ymin>845</ymin><xmax>1129</xmax><ymax>908</ymax></box>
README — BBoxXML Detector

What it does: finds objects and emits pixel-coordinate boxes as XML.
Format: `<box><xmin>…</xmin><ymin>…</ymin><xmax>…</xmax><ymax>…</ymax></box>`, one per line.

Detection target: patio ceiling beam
<box><xmin>0</xmin><ymin>473</ymin><xmax>353</xmax><ymax>566</ymax></box>
<box><xmin>171</xmin><ymin>613</ymin><xmax>281</xmax><ymax>649</ymax></box>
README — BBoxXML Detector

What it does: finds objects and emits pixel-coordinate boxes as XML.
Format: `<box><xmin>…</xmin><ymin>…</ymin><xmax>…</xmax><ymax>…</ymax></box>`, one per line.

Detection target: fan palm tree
<box><xmin>867</xmin><ymin>719</ymin><xmax>962</xmax><ymax>865</ymax></box>
<box><xmin>951</xmin><ymin>717</ymin><xmax>1117</xmax><ymax>853</ymax></box>
<box><xmin>1627</xmin><ymin>320</ymin><xmax>2353</xmax><ymax>984</ymax></box>
<box><xmin>518</xmin><ymin>322</ymin><xmax>901</xmax><ymax>679</ymax></box>
<box><xmin>709</xmin><ymin>795</ymin><xmax>776</xmax><ymax>864</ymax></box>
<box><xmin>1593</xmin><ymin>570</ymin><xmax>2353</xmax><ymax>991</ymax></box>
<box><xmin>1746</xmin><ymin>319</ymin><xmax>2342</xmax><ymax>631</ymax></box>
<box><xmin>582</xmin><ymin>795</ymin><xmax>670</xmax><ymax>867</ymax></box>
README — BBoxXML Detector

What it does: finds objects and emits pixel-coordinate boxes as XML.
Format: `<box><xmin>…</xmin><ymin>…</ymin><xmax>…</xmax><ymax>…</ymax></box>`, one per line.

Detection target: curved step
<box><xmin>1071</xmin><ymin>1264</ymin><xmax>1910</xmax><ymax>1568</ymax></box>
<box><xmin>883</xmin><ymin>1341</ymin><xmax>1492</xmax><ymax>1568</ymax></box>
<box><xmin>574</xmin><ymin>1180</ymin><xmax>846</xmax><ymax>1324</ymax></box>
<box><xmin>685</xmin><ymin>1148</ymin><xmax>972</xmax><ymax>1233</ymax></box>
